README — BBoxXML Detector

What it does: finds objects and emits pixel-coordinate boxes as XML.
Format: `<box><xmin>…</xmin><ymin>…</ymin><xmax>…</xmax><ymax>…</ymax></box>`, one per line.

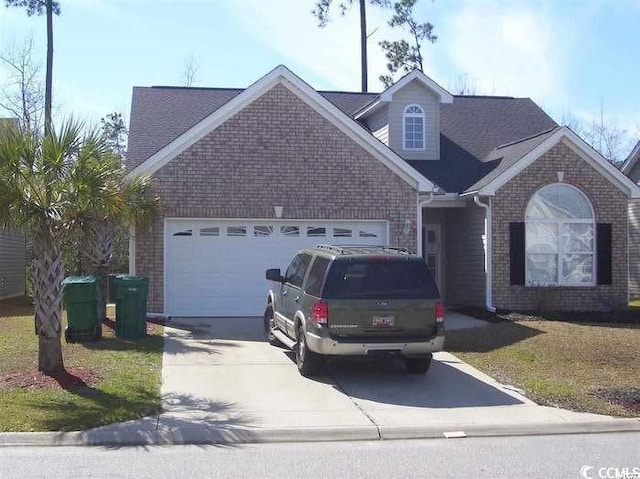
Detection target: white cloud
<box><xmin>441</xmin><ymin>1</ymin><xmax>564</xmax><ymax>102</ymax></box>
<box><xmin>220</xmin><ymin>0</ymin><xmax>394</xmax><ymax>91</ymax></box>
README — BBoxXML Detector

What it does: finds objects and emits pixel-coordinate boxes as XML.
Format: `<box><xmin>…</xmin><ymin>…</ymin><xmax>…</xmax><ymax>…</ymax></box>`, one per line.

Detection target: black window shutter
<box><xmin>510</xmin><ymin>222</ymin><xmax>526</xmax><ymax>285</ymax></box>
<box><xmin>596</xmin><ymin>223</ymin><xmax>612</xmax><ymax>285</ymax></box>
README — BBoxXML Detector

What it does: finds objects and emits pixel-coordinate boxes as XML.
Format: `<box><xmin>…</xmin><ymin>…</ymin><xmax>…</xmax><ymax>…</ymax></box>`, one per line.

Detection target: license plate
<box><xmin>372</xmin><ymin>315</ymin><xmax>395</xmax><ymax>328</ymax></box>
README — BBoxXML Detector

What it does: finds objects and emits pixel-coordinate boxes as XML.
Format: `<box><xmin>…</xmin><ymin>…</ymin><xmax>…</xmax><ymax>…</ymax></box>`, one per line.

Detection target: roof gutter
<box><xmin>473</xmin><ymin>195</ymin><xmax>496</xmax><ymax>313</ymax></box>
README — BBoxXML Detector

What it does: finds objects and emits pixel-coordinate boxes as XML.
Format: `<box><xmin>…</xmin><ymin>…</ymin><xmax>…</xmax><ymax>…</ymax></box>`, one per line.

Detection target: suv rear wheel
<box><xmin>264</xmin><ymin>304</ymin><xmax>281</xmax><ymax>347</ymax></box>
<box><xmin>403</xmin><ymin>355</ymin><xmax>432</xmax><ymax>374</ymax></box>
<box><xmin>295</xmin><ymin>323</ymin><xmax>324</xmax><ymax>377</ymax></box>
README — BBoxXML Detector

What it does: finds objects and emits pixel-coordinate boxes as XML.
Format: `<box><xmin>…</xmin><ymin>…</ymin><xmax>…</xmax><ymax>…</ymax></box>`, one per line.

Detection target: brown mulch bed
<box><xmin>451</xmin><ymin>306</ymin><xmax>640</xmax><ymax>324</ymax></box>
<box><xmin>0</xmin><ymin>367</ymin><xmax>102</xmax><ymax>391</ymax></box>
<box><xmin>592</xmin><ymin>387</ymin><xmax>640</xmax><ymax>413</ymax></box>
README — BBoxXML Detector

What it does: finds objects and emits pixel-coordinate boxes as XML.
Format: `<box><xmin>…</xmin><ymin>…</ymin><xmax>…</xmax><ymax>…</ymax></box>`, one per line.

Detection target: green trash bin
<box><xmin>115</xmin><ymin>275</ymin><xmax>148</xmax><ymax>339</ymax></box>
<box><xmin>62</xmin><ymin>276</ymin><xmax>101</xmax><ymax>343</ymax></box>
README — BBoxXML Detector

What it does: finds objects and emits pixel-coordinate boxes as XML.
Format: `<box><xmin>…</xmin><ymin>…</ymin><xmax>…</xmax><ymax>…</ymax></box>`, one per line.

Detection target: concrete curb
<box><xmin>1</xmin><ymin>419</ymin><xmax>638</xmax><ymax>447</ymax></box>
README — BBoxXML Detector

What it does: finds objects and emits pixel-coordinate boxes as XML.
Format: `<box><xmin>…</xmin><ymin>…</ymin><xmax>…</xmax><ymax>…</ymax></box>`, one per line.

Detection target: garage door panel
<box><xmin>165</xmin><ymin>219</ymin><xmax>388</xmax><ymax>316</ymax></box>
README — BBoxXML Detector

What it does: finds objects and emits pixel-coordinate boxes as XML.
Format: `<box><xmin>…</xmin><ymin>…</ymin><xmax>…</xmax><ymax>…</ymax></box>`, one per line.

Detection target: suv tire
<box><xmin>264</xmin><ymin>304</ymin><xmax>281</xmax><ymax>347</ymax></box>
<box><xmin>403</xmin><ymin>355</ymin><xmax>432</xmax><ymax>374</ymax></box>
<box><xmin>295</xmin><ymin>323</ymin><xmax>324</xmax><ymax>377</ymax></box>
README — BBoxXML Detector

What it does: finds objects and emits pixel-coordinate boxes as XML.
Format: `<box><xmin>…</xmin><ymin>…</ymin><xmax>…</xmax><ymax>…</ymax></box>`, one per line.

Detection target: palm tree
<box><xmin>67</xmin><ymin>145</ymin><xmax>159</xmax><ymax>322</ymax></box>
<box><xmin>0</xmin><ymin>120</ymin><xmax>159</xmax><ymax>374</ymax></box>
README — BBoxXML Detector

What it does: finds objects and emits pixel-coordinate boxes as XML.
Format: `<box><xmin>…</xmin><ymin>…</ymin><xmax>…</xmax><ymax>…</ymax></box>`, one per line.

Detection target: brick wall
<box><xmin>136</xmin><ymin>83</ymin><xmax>418</xmax><ymax>312</ymax></box>
<box><xmin>492</xmin><ymin>141</ymin><xmax>628</xmax><ymax>311</ymax></box>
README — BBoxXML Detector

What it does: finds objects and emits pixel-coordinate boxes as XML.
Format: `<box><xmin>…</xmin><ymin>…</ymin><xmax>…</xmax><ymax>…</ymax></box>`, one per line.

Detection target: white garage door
<box><xmin>165</xmin><ymin>219</ymin><xmax>388</xmax><ymax>317</ymax></box>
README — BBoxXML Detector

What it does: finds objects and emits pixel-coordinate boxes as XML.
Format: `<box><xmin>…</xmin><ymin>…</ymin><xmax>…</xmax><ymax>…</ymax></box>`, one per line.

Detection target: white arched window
<box><xmin>403</xmin><ymin>104</ymin><xmax>425</xmax><ymax>150</ymax></box>
<box><xmin>525</xmin><ymin>184</ymin><xmax>595</xmax><ymax>286</ymax></box>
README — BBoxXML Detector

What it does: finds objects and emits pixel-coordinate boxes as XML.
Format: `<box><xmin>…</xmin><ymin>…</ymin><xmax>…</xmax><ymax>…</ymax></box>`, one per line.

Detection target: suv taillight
<box><xmin>435</xmin><ymin>301</ymin><xmax>445</xmax><ymax>323</ymax></box>
<box><xmin>312</xmin><ymin>301</ymin><xmax>328</xmax><ymax>325</ymax></box>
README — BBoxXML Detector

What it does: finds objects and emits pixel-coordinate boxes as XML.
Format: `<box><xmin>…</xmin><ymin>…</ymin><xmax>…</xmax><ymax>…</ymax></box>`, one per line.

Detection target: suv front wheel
<box><xmin>295</xmin><ymin>323</ymin><xmax>324</xmax><ymax>377</ymax></box>
<box><xmin>264</xmin><ymin>304</ymin><xmax>281</xmax><ymax>347</ymax></box>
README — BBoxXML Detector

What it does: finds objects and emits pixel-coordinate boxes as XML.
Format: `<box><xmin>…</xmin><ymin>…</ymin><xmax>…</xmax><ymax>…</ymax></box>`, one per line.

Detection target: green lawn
<box><xmin>446</xmin><ymin>317</ymin><xmax>639</xmax><ymax>417</ymax></box>
<box><xmin>0</xmin><ymin>297</ymin><xmax>164</xmax><ymax>432</ymax></box>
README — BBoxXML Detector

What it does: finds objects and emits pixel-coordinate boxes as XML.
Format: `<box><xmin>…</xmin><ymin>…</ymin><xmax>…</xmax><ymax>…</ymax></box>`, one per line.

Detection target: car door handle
<box><xmin>282</xmin><ymin>290</ymin><xmax>288</xmax><ymax>296</ymax></box>
<box><xmin>294</xmin><ymin>296</ymin><xmax>300</xmax><ymax>302</ymax></box>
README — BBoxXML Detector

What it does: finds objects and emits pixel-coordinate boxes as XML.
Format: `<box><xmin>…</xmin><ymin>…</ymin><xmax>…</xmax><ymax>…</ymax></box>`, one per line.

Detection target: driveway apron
<box><xmin>158</xmin><ymin>316</ymin><xmax>632</xmax><ymax>443</ymax></box>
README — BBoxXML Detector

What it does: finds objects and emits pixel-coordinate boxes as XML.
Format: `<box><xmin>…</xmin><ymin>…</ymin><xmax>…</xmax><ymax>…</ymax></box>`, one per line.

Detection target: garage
<box><xmin>165</xmin><ymin>219</ymin><xmax>388</xmax><ymax>316</ymax></box>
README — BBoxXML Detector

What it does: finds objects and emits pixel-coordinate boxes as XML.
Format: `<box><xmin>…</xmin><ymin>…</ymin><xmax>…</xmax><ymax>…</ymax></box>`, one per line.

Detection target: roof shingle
<box><xmin>126</xmin><ymin>86</ymin><xmax>558</xmax><ymax>192</ymax></box>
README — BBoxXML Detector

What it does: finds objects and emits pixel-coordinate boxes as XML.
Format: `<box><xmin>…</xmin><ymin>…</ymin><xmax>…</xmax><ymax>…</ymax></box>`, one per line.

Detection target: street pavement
<box><xmin>1</xmin><ymin>433</ymin><xmax>638</xmax><ymax>478</ymax></box>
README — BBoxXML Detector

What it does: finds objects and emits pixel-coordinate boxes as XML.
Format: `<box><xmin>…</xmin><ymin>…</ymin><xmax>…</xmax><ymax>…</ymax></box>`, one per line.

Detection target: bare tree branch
<box><xmin>0</xmin><ymin>36</ymin><xmax>44</xmax><ymax>135</ymax></box>
<box><xmin>561</xmin><ymin>103</ymin><xmax>633</xmax><ymax>164</ymax></box>
<box><xmin>182</xmin><ymin>54</ymin><xmax>200</xmax><ymax>87</ymax></box>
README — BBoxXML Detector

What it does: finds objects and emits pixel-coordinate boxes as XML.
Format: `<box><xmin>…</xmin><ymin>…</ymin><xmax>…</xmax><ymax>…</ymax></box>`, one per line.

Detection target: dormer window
<box><xmin>403</xmin><ymin>104</ymin><xmax>425</xmax><ymax>150</ymax></box>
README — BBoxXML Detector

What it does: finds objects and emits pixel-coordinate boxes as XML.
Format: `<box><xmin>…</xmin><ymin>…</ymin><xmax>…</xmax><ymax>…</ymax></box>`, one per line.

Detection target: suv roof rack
<box><xmin>314</xmin><ymin>244</ymin><xmax>411</xmax><ymax>255</ymax></box>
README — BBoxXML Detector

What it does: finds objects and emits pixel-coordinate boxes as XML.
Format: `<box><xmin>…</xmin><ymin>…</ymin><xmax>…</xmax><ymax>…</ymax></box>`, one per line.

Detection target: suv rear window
<box><xmin>322</xmin><ymin>258</ymin><xmax>439</xmax><ymax>299</ymax></box>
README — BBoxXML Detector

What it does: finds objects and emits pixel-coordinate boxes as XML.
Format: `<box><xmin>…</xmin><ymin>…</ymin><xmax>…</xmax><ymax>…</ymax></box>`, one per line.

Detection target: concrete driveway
<box><xmin>150</xmin><ymin>315</ymin><xmax>633</xmax><ymax>444</ymax></box>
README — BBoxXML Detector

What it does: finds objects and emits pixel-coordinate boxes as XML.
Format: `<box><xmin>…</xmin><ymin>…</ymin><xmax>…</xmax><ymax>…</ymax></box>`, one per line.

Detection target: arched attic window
<box><xmin>525</xmin><ymin>183</ymin><xmax>595</xmax><ymax>286</ymax></box>
<box><xmin>403</xmin><ymin>104</ymin><xmax>425</xmax><ymax>150</ymax></box>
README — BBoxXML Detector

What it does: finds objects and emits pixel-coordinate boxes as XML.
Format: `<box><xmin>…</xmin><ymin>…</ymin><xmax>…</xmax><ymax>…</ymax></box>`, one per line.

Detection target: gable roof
<box><xmin>380</xmin><ymin>69</ymin><xmax>453</xmax><ymax>104</ymax></box>
<box><xmin>126</xmin><ymin>65</ymin><xmax>432</xmax><ymax>192</ymax></box>
<box><xmin>353</xmin><ymin>69</ymin><xmax>453</xmax><ymax>120</ymax></box>
<box><xmin>126</xmin><ymin>68</ymin><xmax>564</xmax><ymax>194</ymax></box>
<box><xmin>621</xmin><ymin>139</ymin><xmax>640</xmax><ymax>176</ymax></box>
<box><xmin>126</xmin><ymin>87</ymin><xmax>379</xmax><ymax>169</ymax></box>
<box><xmin>462</xmin><ymin>127</ymin><xmax>559</xmax><ymax>193</ymax></box>
<box><xmin>462</xmin><ymin>126</ymin><xmax>640</xmax><ymax>199</ymax></box>
<box><xmin>127</xmin><ymin>88</ymin><xmax>242</xmax><ymax>169</ymax></box>
<box><xmin>128</xmin><ymin>91</ymin><xmax>556</xmax><ymax>192</ymax></box>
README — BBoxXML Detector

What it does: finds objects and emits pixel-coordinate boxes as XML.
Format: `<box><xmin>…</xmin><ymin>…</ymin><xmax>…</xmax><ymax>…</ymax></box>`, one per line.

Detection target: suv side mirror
<box><xmin>266</xmin><ymin>268</ymin><xmax>283</xmax><ymax>282</ymax></box>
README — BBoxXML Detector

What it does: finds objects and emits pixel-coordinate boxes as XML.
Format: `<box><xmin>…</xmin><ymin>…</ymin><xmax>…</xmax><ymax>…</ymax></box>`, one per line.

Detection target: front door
<box><xmin>423</xmin><ymin>224</ymin><xmax>443</xmax><ymax>298</ymax></box>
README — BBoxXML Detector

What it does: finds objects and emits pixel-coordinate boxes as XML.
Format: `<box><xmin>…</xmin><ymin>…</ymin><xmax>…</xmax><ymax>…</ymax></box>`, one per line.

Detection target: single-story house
<box><xmin>621</xmin><ymin>140</ymin><xmax>640</xmax><ymax>299</ymax></box>
<box><xmin>125</xmin><ymin>66</ymin><xmax>640</xmax><ymax>317</ymax></box>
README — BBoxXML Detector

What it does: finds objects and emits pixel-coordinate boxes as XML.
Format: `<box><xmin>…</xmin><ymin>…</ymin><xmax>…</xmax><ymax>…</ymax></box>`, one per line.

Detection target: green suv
<box><xmin>264</xmin><ymin>245</ymin><xmax>445</xmax><ymax>377</ymax></box>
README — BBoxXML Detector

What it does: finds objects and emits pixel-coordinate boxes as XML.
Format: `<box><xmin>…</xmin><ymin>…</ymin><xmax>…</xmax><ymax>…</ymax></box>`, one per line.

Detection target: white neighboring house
<box><xmin>0</xmin><ymin>229</ymin><xmax>26</xmax><ymax>300</ymax></box>
<box><xmin>621</xmin><ymin>139</ymin><xmax>640</xmax><ymax>299</ymax></box>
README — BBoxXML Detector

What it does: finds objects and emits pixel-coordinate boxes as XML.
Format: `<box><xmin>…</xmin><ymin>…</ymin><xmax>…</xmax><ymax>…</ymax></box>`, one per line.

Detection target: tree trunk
<box><xmin>86</xmin><ymin>221</ymin><xmax>113</xmax><ymax>322</ymax></box>
<box><xmin>33</xmin><ymin>244</ymin><xmax>65</xmax><ymax>374</ymax></box>
<box><xmin>44</xmin><ymin>0</ymin><xmax>53</xmax><ymax>136</ymax></box>
<box><xmin>359</xmin><ymin>0</ymin><xmax>368</xmax><ymax>92</ymax></box>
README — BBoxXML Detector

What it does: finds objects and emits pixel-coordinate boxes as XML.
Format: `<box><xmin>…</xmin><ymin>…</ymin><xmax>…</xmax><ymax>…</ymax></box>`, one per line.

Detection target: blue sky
<box><xmin>1</xmin><ymin>0</ymin><xmax>639</xmax><ymax>155</ymax></box>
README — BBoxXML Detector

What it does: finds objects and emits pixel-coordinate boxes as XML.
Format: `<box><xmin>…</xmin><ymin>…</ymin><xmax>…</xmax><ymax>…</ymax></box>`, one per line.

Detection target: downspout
<box><xmin>417</xmin><ymin>192</ymin><xmax>434</xmax><ymax>257</ymax></box>
<box><xmin>474</xmin><ymin>195</ymin><xmax>496</xmax><ymax>313</ymax></box>
<box><xmin>128</xmin><ymin>223</ymin><xmax>136</xmax><ymax>275</ymax></box>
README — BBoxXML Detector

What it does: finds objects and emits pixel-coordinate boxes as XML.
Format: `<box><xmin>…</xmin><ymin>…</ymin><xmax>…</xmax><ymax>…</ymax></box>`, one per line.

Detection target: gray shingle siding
<box><xmin>366</xmin><ymin>106</ymin><xmax>389</xmax><ymax>145</ymax></box>
<box><xmin>0</xmin><ymin>230</ymin><xmax>25</xmax><ymax>299</ymax></box>
<box><xmin>629</xmin><ymin>200</ymin><xmax>640</xmax><ymax>299</ymax></box>
<box><xmin>628</xmin><ymin>161</ymin><xmax>640</xmax><ymax>183</ymax></box>
<box><xmin>444</xmin><ymin>203</ymin><xmax>486</xmax><ymax>307</ymax></box>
